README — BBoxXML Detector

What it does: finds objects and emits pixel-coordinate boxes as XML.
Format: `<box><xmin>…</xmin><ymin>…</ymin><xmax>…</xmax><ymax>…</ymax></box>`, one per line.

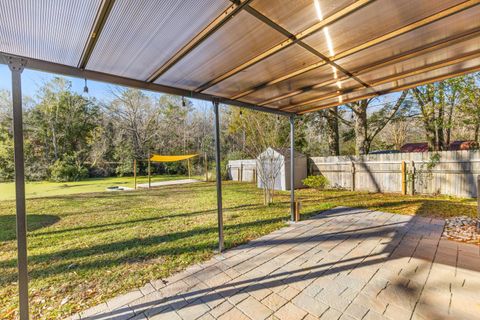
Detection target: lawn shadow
<box><xmin>0</xmin><ymin>214</ymin><xmax>60</xmax><ymax>242</ymax></box>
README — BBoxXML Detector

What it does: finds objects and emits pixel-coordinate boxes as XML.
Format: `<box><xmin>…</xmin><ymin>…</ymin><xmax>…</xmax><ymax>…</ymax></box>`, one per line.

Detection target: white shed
<box><xmin>257</xmin><ymin>147</ymin><xmax>307</xmax><ymax>191</ymax></box>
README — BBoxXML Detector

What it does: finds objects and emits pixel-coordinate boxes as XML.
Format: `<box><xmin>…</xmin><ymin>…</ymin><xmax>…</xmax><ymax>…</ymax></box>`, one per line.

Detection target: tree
<box><xmin>0</xmin><ymin>90</ymin><xmax>14</xmax><ymax>181</ymax></box>
<box><xmin>28</xmin><ymin>78</ymin><xmax>99</xmax><ymax>166</ymax></box>
<box><xmin>315</xmin><ymin>107</ymin><xmax>341</xmax><ymax>156</ymax></box>
<box><xmin>410</xmin><ymin>77</ymin><xmax>467</xmax><ymax>150</ymax></box>
<box><xmin>458</xmin><ymin>73</ymin><xmax>480</xmax><ymax>142</ymax></box>
<box><xmin>341</xmin><ymin>91</ymin><xmax>409</xmax><ymax>154</ymax></box>
<box><xmin>227</xmin><ymin>109</ymin><xmax>289</xmax><ymax>204</ymax></box>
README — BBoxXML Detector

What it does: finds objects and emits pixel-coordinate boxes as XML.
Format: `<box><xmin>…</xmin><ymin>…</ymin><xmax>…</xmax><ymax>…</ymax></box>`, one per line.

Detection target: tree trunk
<box><xmin>353</xmin><ymin>103</ymin><xmax>368</xmax><ymax>155</ymax></box>
<box><xmin>325</xmin><ymin>107</ymin><xmax>340</xmax><ymax>156</ymax></box>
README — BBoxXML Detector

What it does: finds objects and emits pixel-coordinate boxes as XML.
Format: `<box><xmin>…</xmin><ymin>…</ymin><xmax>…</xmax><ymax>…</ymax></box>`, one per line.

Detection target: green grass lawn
<box><xmin>0</xmin><ymin>174</ymin><xmax>198</xmax><ymax>201</ymax></box>
<box><xmin>0</xmin><ymin>181</ymin><xmax>477</xmax><ymax>319</ymax></box>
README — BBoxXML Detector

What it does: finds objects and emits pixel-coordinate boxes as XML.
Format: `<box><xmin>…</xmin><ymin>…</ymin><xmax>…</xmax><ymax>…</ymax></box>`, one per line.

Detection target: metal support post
<box><xmin>290</xmin><ymin>115</ymin><xmax>295</xmax><ymax>222</ymax></box>
<box><xmin>213</xmin><ymin>101</ymin><xmax>224</xmax><ymax>252</ymax></box>
<box><xmin>9</xmin><ymin>57</ymin><xmax>29</xmax><ymax>320</ymax></box>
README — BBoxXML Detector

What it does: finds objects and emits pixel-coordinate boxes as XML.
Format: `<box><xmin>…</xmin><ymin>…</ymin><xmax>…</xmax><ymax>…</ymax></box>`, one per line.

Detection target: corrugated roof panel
<box><xmin>265</xmin><ymin>78</ymin><xmax>361</xmax><ymax>109</ymax></box>
<box><xmin>0</xmin><ymin>0</ymin><xmax>101</xmax><ymax>66</ymax></box>
<box><xmin>87</xmin><ymin>0</ymin><xmax>230</xmax><ymax>80</ymax></box>
<box><xmin>296</xmin><ymin>57</ymin><xmax>480</xmax><ymax>113</ymax></box>
<box><xmin>303</xmin><ymin>0</ymin><xmax>464</xmax><ymax>59</ymax></box>
<box><xmin>379</xmin><ymin>57</ymin><xmax>480</xmax><ymax>88</ymax></box>
<box><xmin>335</xmin><ymin>6</ymin><xmax>480</xmax><ymax>73</ymax></box>
<box><xmin>357</xmin><ymin>37</ymin><xmax>480</xmax><ymax>85</ymax></box>
<box><xmin>249</xmin><ymin>0</ymin><xmax>356</xmax><ymax>34</ymax></box>
<box><xmin>239</xmin><ymin>64</ymin><xmax>345</xmax><ymax>104</ymax></box>
<box><xmin>155</xmin><ymin>10</ymin><xmax>287</xmax><ymax>90</ymax></box>
<box><xmin>204</xmin><ymin>44</ymin><xmax>322</xmax><ymax>98</ymax></box>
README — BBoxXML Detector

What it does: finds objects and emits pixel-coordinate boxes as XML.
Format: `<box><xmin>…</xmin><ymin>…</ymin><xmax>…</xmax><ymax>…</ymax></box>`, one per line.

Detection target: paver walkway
<box><xmin>72</xmin><ymin>207</ymin><xmax>480</xmax><ymax>320</ymax></box>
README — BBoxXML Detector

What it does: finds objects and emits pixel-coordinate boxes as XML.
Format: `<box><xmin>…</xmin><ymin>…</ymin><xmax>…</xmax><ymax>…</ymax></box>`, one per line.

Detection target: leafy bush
<box><xmin>49</xmin><ymin>157</ymin><xmax>88</xmax><ymax>182</ymax></box>
<box><xmin>302</xmin><ymin>175</ymin><xmax>329</xmax><ymax>190</ymax></box>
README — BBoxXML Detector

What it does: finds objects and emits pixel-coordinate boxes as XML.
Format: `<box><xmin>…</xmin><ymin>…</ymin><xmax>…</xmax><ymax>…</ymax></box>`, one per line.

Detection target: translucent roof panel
<box><xmin>0</xmin><ymin>0</ymin><xmax>479</xmax><ymax>114</ymax></box>
<box><xmin>357</xmin><ymin>37</ymin><xmax>480</xmax><ymax>85</ymax></box>
<box><xmin>239</xmin><ymin>64</ymin><xmax>345</xmax><ymax>104</ymax></box>
<box><xmin>0</xmin><ymin>0</ymin><xmax>102</xmax><ymax>66</ymax></box>
<box><xmin>334</xmin><ymin>6</ymin><xmax>480</xmax><ymax>73</ymax></box>
<box><xmin>204</xmin><ymin>44</ymin><xmax>322</xmax><ymax>98</ymax></box>
<box><xmin>295</xmin><ymin>87</ymin><xmax>377</xmax><ymax>113</ymax></box>
<box><xmin>249</xmin><ymin>0</ymin><xmax>356</xmax><ymax>34</ymax></box>
<box><xmin>377</xmin><ymin>57</ymin><xmax>480</xmax><ymax>90</ymax></box>
<box><xmin>155</xmin><ymin>10</ymin><xmax>287</xmax><ymax>90</ymax></box>
<box><xmin>86</xmin><ymin>0</ymin><xmax>230</xmax><ymax>80</ymax></box>
<box><xmin>266</xmin><ymin>78</ymin><xmax>361</xmax><ymax>109</ymax></box>
<box><xmin>296</xmin><ymin>57</ymin><xmax>480</xmax><ymax>113</ymax></box>
<box><xmin>303</xmin><ymin>0</ymin><xmax>464</xmax><ymax>59</ymax></box>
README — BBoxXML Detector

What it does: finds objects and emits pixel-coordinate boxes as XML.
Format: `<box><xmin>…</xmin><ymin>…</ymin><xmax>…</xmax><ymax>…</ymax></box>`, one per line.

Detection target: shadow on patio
<box><xmin>74</xmin><ymin>206</ymin><xmax>480</xmax><ymax>320</ymax></box>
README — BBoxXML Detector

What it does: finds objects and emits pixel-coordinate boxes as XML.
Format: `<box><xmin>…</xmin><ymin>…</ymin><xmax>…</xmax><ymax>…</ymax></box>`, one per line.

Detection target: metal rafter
<box><xmin>282</xmin><ymin>49</ymin><xmax>480</xmax><ymax>111</ymax></box>
<box><xmin>196</xmin><ymin>0</ymin><xmax>373</xmax><ymax>92</ymax></box>
<box><xmin>241</xmin><ymin>5</ymin><xmax>370</xmax><ymax>89</ymax></box>
<box><xmin>146</xmin><ymin>0</ymin><xmax>254</xmax><ymax>83</ymax></box>
<box><xmin>262</xmin><ymin>27</ymin><xmax>480</xmax><ymax>108</ymax></box>
<box><xmin>234</xmin><ymin>0</ymin><xmax>480</xmax><ymax>104</ymax></box>
<box><xmin>0</xmin><ymin>52</ymin><xmax>292</xmax><ymax>116</ymax></box>
<box><xmin>296</xmin><ymin>64</ymin><xmax>480</xmax><ymax>114</ymax></box>
<box><xmin>78</xmin><ymin>0</ymin><xmax>115</xmax><ymax>69</ymax></box>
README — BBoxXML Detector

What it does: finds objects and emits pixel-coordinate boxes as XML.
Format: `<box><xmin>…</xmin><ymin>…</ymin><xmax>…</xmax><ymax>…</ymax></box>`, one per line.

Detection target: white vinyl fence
<box><xmin>227</xmin><ymin>160</ymin><xmax>257</xmax><ymax>182</ymax></box>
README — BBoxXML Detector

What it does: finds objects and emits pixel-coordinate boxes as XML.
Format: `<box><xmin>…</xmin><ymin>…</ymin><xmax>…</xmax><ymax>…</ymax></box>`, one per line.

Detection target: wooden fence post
<box><xmin>148</xmin><ymin>156</ymin><xmax>151</xmax><ymax>189</ymax></box>
<box><xmin>133</xmin><ymin>159</ymin><xmax>137</xmax><ymax>190</ymax></box>
<box><xmin>205</xmin><ymin>153</ymin><xmax>208</xmax><ymax>182</ymax></box>
<box><xmin>187</xmin><ymin>158</ymin><xmax>191</xmax><ymax>179</ymax></box>
<box><xmin>351</xmin><ymin>162</ymin><xmax>355</xmax><ymax>191</ymax></box>
<box><xmin>240</xmin><ymin>163</ymin><xmax>243</xmax><ymax>182</ymax></box>
<box><xmin>401</xmin><ymin>160</ymin><xmax>406</xmax><ymax>195</ymax></box>
<box><xmin>410</xmin><ymin>161</ymin><xmax>415</xmax><ymax>195</ymax></box>
<box><xmin>294</xmin><ymin>201</ymin><xmax>300</xmax><ymax>222</ymax></box>
<box><xmin>477</xmin><ymin>175</ymin><xmax>480</xmax><ymax>232</ymax></box>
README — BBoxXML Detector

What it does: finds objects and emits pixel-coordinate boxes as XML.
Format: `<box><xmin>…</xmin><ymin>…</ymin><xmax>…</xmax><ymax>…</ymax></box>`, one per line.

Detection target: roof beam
<box><xmin>232</xmin><ymin>1</ymin><xmax>480</xmax><ymax>103</ymax></box>
<box><xmin>296</xmin><ymin>64</ymin><xmax>480</xmax><ymax>114</ymax></box>
<box><xmin>78</xmin><ymin>0</ymin><xmax>116</xmax><ymax>69</ymax></box>
<box><xmin>196</xmin><ymin>0</ymin><xmax>373</xmax><ymax>92</ymax></box>
<box><xmin>259</xmin><ymin>27</ymin><xmax>480</xmax><ymax>107</ymax></box>
<box><xmin>283</xmin><ymin>49</ymin><xmax>480</xmax><ymax>110</ymax></box>
<box><xmin>0</xmin><ymin>52</ymin><xmax>291</xmax><ymax>116</ymax></box>
<box><xmin>146</xmin><ymin>0</ymin><xmax>253</xmax><ymax>83</ymax></box>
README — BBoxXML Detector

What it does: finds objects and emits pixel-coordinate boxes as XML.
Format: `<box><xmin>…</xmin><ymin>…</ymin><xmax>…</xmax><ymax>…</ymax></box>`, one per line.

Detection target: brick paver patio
<box><xmin>72</xmin><ymin>207</ymin><xmax>480</xmax><ymax>320</ymax></box>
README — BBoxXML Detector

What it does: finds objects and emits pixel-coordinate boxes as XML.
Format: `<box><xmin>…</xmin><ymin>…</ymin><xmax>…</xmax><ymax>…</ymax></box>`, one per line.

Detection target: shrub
<box><xmin>302</xmin><ymin>175</ymin><xmax>329</xmax><ymax>190</ymax></box>
<box><xmin>49</xmin><ymin>157</ymin><xmax>88</xmax><ymax>182</ymax></box>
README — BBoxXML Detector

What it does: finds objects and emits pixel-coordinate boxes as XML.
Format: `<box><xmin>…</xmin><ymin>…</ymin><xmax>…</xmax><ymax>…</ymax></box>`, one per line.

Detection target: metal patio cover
<box><xmin>1</xmin><ymin>0</ymin><xmax>479</xmax><ymax>114</ymax></box>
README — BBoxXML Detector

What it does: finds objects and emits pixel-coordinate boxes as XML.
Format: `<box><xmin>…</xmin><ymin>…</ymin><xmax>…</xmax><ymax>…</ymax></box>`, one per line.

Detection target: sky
<box><xmin>0</xmin><ymin>64</ymin><xmax>212</xmax><ymax>110</ymax></box>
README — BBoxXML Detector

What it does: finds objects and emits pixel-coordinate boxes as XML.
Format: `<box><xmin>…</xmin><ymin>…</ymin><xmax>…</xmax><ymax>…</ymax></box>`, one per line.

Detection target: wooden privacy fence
<box><xmin>310</xmin><ymin>150</ymin><xmax>480</xmax><ymax>198</ymax></box>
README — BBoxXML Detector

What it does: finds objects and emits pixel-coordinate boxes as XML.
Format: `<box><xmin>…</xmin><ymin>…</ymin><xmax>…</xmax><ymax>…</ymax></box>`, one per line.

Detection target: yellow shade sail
<box><xmin>150</xmin><ymin>154</ymin><xmax>198</xmax><ymax>162</ymax></box>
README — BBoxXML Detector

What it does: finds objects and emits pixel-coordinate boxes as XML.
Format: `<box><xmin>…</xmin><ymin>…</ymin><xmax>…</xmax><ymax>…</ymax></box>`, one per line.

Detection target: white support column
<box><xmin>9</xmin><ymin>57</ymin><xmax>29</xmax><ymax>320</ymax></box>
<box><xmin>213</xmin><ymin>101</ymin><xmax>224</xmax><ymax>252</ymax></box>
